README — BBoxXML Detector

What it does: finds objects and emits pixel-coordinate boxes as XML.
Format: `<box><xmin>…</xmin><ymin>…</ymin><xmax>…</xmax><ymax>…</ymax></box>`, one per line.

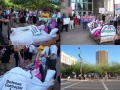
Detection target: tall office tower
<box><xmin>96</xmin><ymin>50</ymin><xmax>108</xmax><ymax>65</ymax></box>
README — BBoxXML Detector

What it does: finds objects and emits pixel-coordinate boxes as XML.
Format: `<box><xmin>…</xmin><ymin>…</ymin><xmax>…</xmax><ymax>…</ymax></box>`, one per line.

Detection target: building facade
<box><xmin>61</xmin><ymin>0</ymin><xmax>119</xmax><ymax>16</ymax></box>
<box><xmin>61</xmin><ymin>51</ymin><xmax>77</xmax><ymax>67</ymax></box>
<box><xmin>96</xmin><ymin>50</ymin><xmax>108</xmax><ymax>65</ymax></box>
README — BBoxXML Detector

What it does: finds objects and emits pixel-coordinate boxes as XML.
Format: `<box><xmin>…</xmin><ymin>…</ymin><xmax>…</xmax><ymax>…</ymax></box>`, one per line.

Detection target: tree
<box><xmin>10</xmin><ymin>0</ymin><xmax>60</xmax><ymax>9</ymax></box>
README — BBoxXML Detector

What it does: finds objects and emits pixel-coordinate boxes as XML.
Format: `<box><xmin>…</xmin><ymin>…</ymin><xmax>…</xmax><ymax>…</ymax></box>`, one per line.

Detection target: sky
<box><xmin>61</xmin><ymin>45</ymin><xmax>120</xmax><ymax>64</ymax></box>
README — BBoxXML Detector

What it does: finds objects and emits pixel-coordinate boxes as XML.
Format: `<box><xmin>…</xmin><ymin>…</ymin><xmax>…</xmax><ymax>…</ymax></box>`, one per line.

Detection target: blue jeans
<box><xmin>83</xmin><ymin>22</ymin><xmax>87</xmax><ymax>30</ymax></box>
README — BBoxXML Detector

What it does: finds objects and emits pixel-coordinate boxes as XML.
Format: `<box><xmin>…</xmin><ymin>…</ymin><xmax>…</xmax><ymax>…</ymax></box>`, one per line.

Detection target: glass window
<box><xmin>71</xmin><ymin>0</ymin><xmax>76</xmax><ymax>2</ymax></box>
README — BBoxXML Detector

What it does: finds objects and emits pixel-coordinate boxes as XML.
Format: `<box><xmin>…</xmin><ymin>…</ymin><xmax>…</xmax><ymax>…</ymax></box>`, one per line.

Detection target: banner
<box><xmin>80</xmin><ymin>16</ymin><xmax>95</xmax><ymax>22</ymax></box>
<box><xmin>101</xmin><ymin>25</ymin><xmax>116</xmax><ymax>36</ymax></box>
<box><xmin>2</xmin><ymin>79</ymin><xmax>27</xmax><ymax>90</ymax></box>
<box><xmin>39</xmin><ymin>17</ymin><xmax>50</xmax><ymax>22</ymax></box>
<box><xmin>63</xmin><ymin>18</ymin><xmax>70</xmax><ymax>25</ymax></box>
<box><xmin>115</xmin><ymin>4</ymin><xmax>120</xmax><ymax>14</ymax></box>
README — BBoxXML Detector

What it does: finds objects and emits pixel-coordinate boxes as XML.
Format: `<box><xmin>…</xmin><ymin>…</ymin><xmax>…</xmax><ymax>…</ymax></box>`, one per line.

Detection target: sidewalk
<box><xmin>61</xmin><ymin>24</ymin><xmax>113</xmax><ymax>45</ymax></box>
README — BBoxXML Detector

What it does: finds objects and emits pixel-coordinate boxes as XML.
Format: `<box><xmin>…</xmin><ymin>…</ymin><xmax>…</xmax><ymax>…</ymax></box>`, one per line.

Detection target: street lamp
<box><xmin>78</xmin><ymin>47</ymin><xmax>82</xmax><ymax>78</ymax></box>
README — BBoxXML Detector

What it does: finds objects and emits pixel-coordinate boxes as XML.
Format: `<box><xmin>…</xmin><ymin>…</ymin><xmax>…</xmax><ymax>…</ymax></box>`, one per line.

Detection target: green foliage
<box><xmin>60</xmin><ymin>61</ymin><xmax>120</xmax><ymax>76</ymax></box>
<box><xmin>0</xmin><ymin>0</ymin><xmax>60</xmax><ymax>9</ymax></box>
<box><xmin>10</xmin><ymin>0</ymin><xmax>60</xmax><ymax>9</ymax></box>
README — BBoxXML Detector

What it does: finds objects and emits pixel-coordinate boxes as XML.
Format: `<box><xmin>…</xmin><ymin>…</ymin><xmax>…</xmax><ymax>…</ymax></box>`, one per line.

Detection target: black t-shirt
<box><xmin>19</xmin><ymin>16</ymin><xmax>26</xmax><ymax>23</ymax></box>
<box><xmin>2</xmin><ymin>46</ymin><xmax>12</xmax><ymax>63</ymax></box>
<box><xmin>69</xmin><ymin>16</ymin><xmax>74</xmax><ymax>20</ymax></box>
<box><xmin>102</xmin><ymin>15</ymin><xmax>105</xmax><ymax>21</ymax></box>
<box><xmin>0</xmin><ymin>11</ymin><xmax>3</xmax><ymax>25</ymax></box>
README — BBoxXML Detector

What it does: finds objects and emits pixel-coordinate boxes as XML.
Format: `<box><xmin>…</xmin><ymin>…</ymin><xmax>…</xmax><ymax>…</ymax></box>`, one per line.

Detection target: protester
<box><xmin>77</xmin><ymin>14</ymin><xmax>81</xmax><ymax>25</ymax></box>
<box><xmin>42</xmin><ymin>43</ymin><xmax>57</xmax><ymax>70</ymax></box>
<box><xmin>24</xmin><ymin>45</ymin><xmax>36</xmax><ymax>65</ymax></box>
<box><xmin>114</xmin><ymin>14</ymin><xmax>118</xmax><ymax>29</ymax></box>
<box><xmin>61</xmin><ymin>13</ymin><xmax>68</xmax><ymax>32</ymax></box>
<box><xmin>18</xmin><ymin>11</ymin><xmax>26</xmax><ymax>27</ymax></box>
<box><xmin>102</xmin><ymin>14</ymin><xmax>106</xmax><ymax>23</ymax></box>
<box><xmin>0</xmin><ymin>4</ymin><xmax>9</xmax><ymax>45</ymax></box>
<box><xmin>97</xmin><ymin>13</ymin><xmax>102</xmax><ymax>21</ymax></box>
<box><xmin>69</xmin><ymin>13</ymin><xmax>74</xmax><ymax>30</ymax></box>
<box><xmin>41</xmin><ymin>9</ymin><xmax>50</xmax><ymax>18</ymax></box>
<box><xmin>33</xmin><ymin>9</ymin><xmax>37</xmax><ymax>24</ymax></box>
<box><xmin>110</xmin><ymin>14</ymin><xmax>114</xmax><ymax>25</ymax></box>
<box><xmin>0</xmin><ymin>45</ymin><xmax>12</xmax><ymax>73</ymax></box>
<box><xmin>105</xmin><ymin>14</ymin><xmax>110</xmax><ymax>24</ymax></box>
<box><xmin>117</xmin><ymin>14</ymin><xmax>120</xmax><ymax>32</ymax></box>
<box><xmin>74</xmin><ymin>15</ymin><xmax>79</xmax><ymax>29</ymax></box>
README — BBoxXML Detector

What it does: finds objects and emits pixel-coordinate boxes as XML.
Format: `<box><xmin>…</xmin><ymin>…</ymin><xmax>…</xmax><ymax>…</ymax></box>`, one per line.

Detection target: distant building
<box><xmin>61</xmin><ymin>51</ymin><xmax>77</xmax><ymax>67</ymax></box>
<box><xmin>96</xmin><ymin>50</ymin><xmax>108</xmax><ymax>65</ymax></box>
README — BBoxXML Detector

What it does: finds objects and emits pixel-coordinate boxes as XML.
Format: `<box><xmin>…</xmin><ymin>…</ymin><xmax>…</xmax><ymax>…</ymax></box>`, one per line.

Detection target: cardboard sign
<box><xmin>99</xmin><ymin>8</ymin><xmax>105</xmax><ymax>14</ymax></box>
<box><xmin>101</xmin><ymin>25</ymin><xmax>116</xmax><ymax>36</ymax></box>
<box><xmin>63</xmin><ymin>18</ymin><xmax>70</xmax><ymax>25</ymax></box>
<box><xmin>2</xmin><ymin>79</ymin><xmax>27</xmax><ymax>90</ymax></box>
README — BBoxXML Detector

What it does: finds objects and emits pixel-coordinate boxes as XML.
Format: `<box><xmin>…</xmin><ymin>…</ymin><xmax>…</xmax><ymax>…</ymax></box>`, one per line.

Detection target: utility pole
<box><xmin>78</xmin><ymin>47</ymin><xmax>82</xmax><ymax>78</ymax></box>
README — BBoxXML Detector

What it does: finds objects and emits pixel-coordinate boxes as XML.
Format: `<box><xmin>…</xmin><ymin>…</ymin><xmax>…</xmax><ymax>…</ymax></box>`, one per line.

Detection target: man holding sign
<box><xmin>61</xmin><ymin>13</ymin><xmax>69</xmax><ymax>32</ymax></box>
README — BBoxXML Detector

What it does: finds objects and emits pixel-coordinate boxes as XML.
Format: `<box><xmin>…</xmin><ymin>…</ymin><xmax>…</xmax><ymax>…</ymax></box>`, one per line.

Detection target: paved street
<box><xmin>61</xmin><ymin>80</ymin><xmax>120</xmax><ymax>90</ymax></box>
<box><xmin>61</xmin><ymin>24</ymin><xmax>113</xmax><ymax>45</ymax></box>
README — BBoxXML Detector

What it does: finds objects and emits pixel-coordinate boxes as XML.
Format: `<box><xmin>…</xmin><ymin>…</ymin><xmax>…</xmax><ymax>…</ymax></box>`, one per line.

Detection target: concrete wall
<box><xmin>93</xmin><ymin>0</ymin><xmax>104</xmax><ymax>15</ymax></box>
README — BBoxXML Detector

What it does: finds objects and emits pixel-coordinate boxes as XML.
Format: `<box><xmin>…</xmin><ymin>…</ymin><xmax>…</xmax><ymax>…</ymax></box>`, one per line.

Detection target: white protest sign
<box><xmin>63</xmin><ymin>18</ymin><xmax>70</xmax><ymax>25</ymax></box>
<box><xmin>2</xmin><ymin>79</ymin><xmax>27</xmax><ymax>90</ymax></box>
<box><xmin>99</xmin><ymin>8</ymin><xmax>105</xmax><ymax>14</ymax></box>
<box><xmin>100</xmin><ymin>25</ymin><xmax>116</xmax><ymax>36</ymax></box>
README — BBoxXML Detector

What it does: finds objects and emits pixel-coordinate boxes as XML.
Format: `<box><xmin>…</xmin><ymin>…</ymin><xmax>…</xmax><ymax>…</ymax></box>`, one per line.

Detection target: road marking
<box><xmin>61</xmin><ymin>82</ymin><xmax>80</xmax><ymax>90</ymax></box>
<box><xmin>102</xmin><ymin>81</ymin><xmax>109</xmax><ymax>90</ymax></box>
<box><xmin>61</xmin><ymin>82</ymin><xmax>71</xmax><ymax>85</ymax></box>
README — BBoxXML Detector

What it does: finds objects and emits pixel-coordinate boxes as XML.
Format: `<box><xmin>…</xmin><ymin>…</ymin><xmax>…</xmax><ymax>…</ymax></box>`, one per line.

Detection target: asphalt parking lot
<box><xmin>61</xmin><ymin>80</ymin><xmax>120</xmax><ymax>90</ymax></box>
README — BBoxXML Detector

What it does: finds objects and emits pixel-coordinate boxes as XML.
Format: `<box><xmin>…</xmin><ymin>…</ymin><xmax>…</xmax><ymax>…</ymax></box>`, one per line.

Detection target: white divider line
<box><xmin>102</xmin><ymin>81</ymin><xmax>109</xmax><ymax>90</ymax></box>
<box><xmin>61</xmin><ymin>82</ymin><xmax>80</xmax><ymax>90</ymax></box>
<box><xmin>61</xmin><ymin>82</ymin><xmax>71</xmax><ymax>85</ymax></box>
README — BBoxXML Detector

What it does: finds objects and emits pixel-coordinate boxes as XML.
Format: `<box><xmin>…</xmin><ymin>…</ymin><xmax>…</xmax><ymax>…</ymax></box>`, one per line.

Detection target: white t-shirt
<box><xmin>39</xmin><ymin>10</ymin><xmax>42</xmax><ymax>16</ymax></box>
<box><xmin>77</xmin><ymin>15</ymin><xmax>80</xmax><ymax>19</ymax></box>
<box><xmin>42</xmin><ymin>45</ymin><xmax>58</xmax><ymax>60</ymax></box>
<box><xmin>33</xmin><ymin>11</ymin><xmax>37</xmax><ymax>16</ymax></box>
<box><xmin>26</xmin><ymin>45</ymin><xmax>36</xmax><ymax>53</ymax></box>
<box><xmin>52</xmin><ymin>13</ymin><xmax>57</xmax><ymax>18</ymax></box>
<box><xmin>57</xmin><ymin>12</ymin><xmax>61</xmax><ymax>18</ymax></box>
<box><xmin>114</xmin><ymin>16</ymin><xmax>117</xmax><ymax>21</ymax></box>
<box><xmin>7</xmin><ymin>10</ymin><xmax>10</xmax><ymax>15</ymax></box>
<box><xmin>29</xmin><ymin>11</ymin><xmax>33</xmax><ymax>16</ymax></box>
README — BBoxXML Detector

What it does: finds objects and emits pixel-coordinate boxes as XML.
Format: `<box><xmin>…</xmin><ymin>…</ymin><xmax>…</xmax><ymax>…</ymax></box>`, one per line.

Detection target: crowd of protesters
<box><xmin>0</xmin><ymin>4</ymin><xmax>61</xmax><ymax>45</ymax></box>
<box><xmin>0</xmin><ymin>40</ymin><xmax>60</xmax><ymax>75</ymax></box>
